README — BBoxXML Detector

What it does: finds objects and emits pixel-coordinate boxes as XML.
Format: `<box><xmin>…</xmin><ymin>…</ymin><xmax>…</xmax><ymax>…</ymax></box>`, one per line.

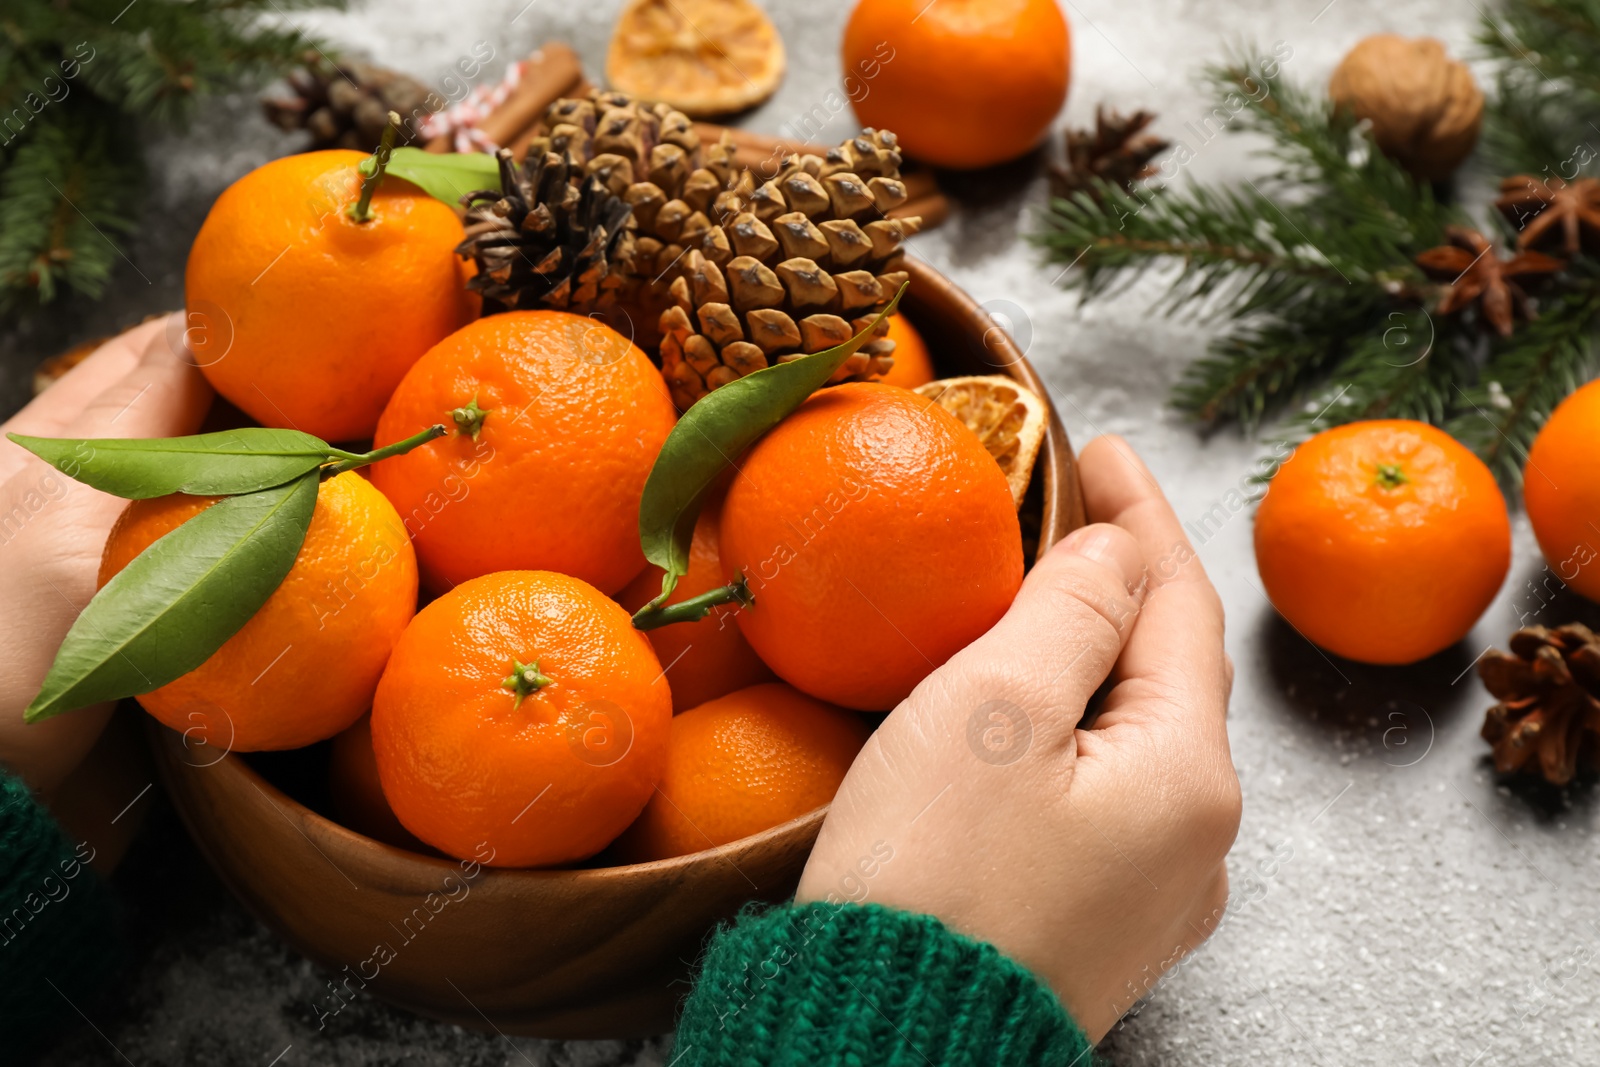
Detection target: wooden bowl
<box><xmin>146</xmin><ymin>256</ymin><xmax>1085</xmax><ymax>1039</ymax></box>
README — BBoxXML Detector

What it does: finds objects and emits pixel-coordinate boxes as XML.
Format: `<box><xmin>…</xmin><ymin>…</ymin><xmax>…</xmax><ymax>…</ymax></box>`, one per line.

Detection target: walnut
<box><xmin>1328</xmin><ymin>35</ymin><xmax>1483</xmax><ymax>181</ymax></box>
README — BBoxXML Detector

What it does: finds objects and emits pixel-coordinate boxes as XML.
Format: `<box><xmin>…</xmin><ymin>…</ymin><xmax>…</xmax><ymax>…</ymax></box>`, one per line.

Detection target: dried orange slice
<box><xmin>606</xmin><ymin>0</ymin><xmax>785</xmax><ymax>118</ymax></box>
<box><xmin>914</xmin><ymin>375</ymin><xmax>1047</xmax><ymax>506</ymax></box>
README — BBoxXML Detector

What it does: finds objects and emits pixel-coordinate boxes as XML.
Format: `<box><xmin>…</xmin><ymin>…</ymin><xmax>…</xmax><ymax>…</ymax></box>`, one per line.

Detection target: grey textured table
<box><xmin>14</xmin><ymin>1</ymin><xmax>1600</xmax><ymax>1064</ymax></box>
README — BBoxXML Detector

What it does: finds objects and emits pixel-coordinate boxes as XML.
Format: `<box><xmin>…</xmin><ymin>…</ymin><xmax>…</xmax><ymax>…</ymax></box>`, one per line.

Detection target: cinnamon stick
<box><xmin>424</xmin><ymin>43</ymin><xmax>584</xmax><ymax>153</ymax></box>
<box><xmin>507</xmin><ymin>77</ymin><xmax>594</xmax><ymax>158</ymax></box>
<box><xmin>900</xmin><ymin>169</ymin><xmax>939</xmax><ymax>202</ymax></box>
<box><xmin>894</xmin><ymin>192</ymin><xmax>950</xmax><ymax>229</ymax></box>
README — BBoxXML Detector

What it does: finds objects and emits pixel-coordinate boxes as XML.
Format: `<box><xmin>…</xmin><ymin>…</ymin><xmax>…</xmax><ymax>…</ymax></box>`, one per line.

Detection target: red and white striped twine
<box><xmin>418</xmin><ymin>58</ymin><xmax>528</xmax><ymax>153</ymax></box>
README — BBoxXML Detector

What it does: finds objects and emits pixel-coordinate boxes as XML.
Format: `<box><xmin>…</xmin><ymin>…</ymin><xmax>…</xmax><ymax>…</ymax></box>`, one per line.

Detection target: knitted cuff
<box><xmin>0</xmin><ymin>771</ymin><xmax>122</xmax><ymax>1055</ymax></box>
<box><xmin>675</xmin><ymin>901</ymin><xmax>1096</xmax><ymax>1067</ymax></box>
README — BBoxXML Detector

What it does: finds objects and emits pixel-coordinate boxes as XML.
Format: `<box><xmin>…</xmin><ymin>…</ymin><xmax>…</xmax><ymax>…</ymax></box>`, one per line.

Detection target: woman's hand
<box><xmin>796</xmin><ymin>434</ymin><xmax>1240</xmax><ymax>1042</ymax></box>
<box><xmin>0</xmin><ymin>316</ymin><xmax>211</xmax><ymax>793</ymax></box>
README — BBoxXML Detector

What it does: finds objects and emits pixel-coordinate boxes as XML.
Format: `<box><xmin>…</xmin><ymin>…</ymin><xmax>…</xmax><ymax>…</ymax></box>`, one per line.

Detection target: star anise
<box><xmin>1049</xmin><ymin>107</ymin><xmax>1170</xmax><ymax>202</ymax></box>
<box><xmin>1413</xmin><ymin>226</ymin><xmax>1564</xmax><ymax>337</ymax></box>
<box><xmin>1480</xmin><ymin>623</ymin><xmax>1600</xmax><ymax>786</ymax></box>
<box><xmin>1495</xmin><ymin>175</ymin><xmax>1600</xmax><ymax>256</ymax></box>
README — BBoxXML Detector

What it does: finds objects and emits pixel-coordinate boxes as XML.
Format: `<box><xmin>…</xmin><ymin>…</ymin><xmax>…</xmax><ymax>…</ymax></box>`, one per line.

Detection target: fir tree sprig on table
<box><xmin>0</xmin><ymin>0</ymin><xmax>343</xmax><ymax>312</ymax></box>
<box><xmin>1477</xmin><ymin>0</ymin><xmax>1600</xmax><ymax>178</ymax></box>
<box><xmin>1460</xmin><ymin>0</ymin><xmax>1600</xmax><ymax>482</ymax></box>
<box><xmin>1448</xmin><ymin>266</ymin><xmax>1600</xmax><ymax>478</ymax></box>
<box><xmin>1036</xmin><ymin>54</ymin><xmax>1463</xmax><ymax>443</ymax></box>
<box><xmin>1035</xmin><ymin>30</ymin><xmax>1600</xmax><ymax>486</ymax></box>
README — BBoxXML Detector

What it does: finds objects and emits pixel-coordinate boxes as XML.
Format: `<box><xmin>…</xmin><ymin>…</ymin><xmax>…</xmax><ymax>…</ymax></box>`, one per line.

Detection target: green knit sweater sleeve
<box><xmin>675</xmin><ymin>901</ymin><xmax>1096</xmax><ymax>1067</ymax></box>
<box><xmin>0</xmin><ymin>770</ymin><xmax>121</xmax><ymax>1055</ymax></box>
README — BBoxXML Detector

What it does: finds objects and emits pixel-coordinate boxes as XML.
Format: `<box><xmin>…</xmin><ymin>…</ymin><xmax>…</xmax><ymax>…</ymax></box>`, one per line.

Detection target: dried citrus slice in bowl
<box><xmin>606</xmin><ymin>0</ymin><xmax>786</xmax><ymax>118</ymax></box>
<box><xmin>913</xmin><ymin>375</ymin><xmax>1047</xmax><ymax>506</ymax></box>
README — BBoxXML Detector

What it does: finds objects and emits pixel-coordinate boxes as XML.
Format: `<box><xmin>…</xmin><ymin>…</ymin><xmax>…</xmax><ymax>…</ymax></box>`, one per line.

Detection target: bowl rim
<box><xmin>174</xmin><ymin>729</ymin><xmax>829</xmax><ymax>884</ymax></box>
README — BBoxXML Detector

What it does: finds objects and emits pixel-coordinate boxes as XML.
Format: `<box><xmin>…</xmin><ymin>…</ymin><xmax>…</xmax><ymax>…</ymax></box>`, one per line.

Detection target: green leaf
<box><xmin>24</xmin><ymin>473</ymin><xmax>319</xmax><ymax>724</ymax></box>
<box><xmin>381</xmin><ymin>147</ymin><xmax>499</xmax><ymax>206</ymax></box>
<box><xmin>6</xmin><ymin>428</ymin><xmax>336</xmax><ymax>499</ymax></box>
<box><xmin>635</xmin><ymin>284</ymin><xmax>907</xmax><ymax>615</ymax></box>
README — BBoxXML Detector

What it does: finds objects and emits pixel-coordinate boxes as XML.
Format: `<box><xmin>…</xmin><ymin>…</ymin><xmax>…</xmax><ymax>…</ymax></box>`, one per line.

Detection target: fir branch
<box><xmin>1479</xmin><ymin>66</ymin><xmax>1591</xmax><ymax>178</ymax></box>
<box><xmin>1037</xmin><ymin>51</ymin><xmax>1455</xmax><ymax>321</ymax></box>
<box><xmin>1172</xmin><ymin>289</ymin><xmax>1385</xmax><ymax>431</ymax></box>
<box><xmin>1036</xmin><ymin>51</ymin><xmax>1458</xmax><ymax>438</ymax></box>
<box><xmin>1205</xmin><ymin>57</ymin><xmax>1456</xmax><ymax>252</ymax></box>
<box><xmin>1448</xmin><ymin>279</ymin><xmax>1600</xmax><ymax>485</ymax></box>
<box><xmin>0</xmin><ymin>0</ymin><xmax>343</xmax><ymax>311</ymax></box>
<box><xmin>64</xmin><ymin>0</ymin><xmax>345</xmax><ymax>125</ymax></box>
<box><xmin>1038</xmin><ymin>179</ymin><xmax>1365</xmax><ymax>319</ymax></box>
<box><xmin>1478</xmin><ymin>0</ymin><xmax>1600</xmax><ymax>178</ymax></box>
<box><xmin>0</xmin><ymin>100</ymin><xmax>141</xmax><ymax>309</ymax></box>
<box><xmin>1290</xmin><ymin>309</ymin><xmax>1464</xmax><ymax>429</ymax></box>
<box><xmin>1481</xmin><ymin>0</ymin><xmax>1600</xmax><ymax>96</ymax></box>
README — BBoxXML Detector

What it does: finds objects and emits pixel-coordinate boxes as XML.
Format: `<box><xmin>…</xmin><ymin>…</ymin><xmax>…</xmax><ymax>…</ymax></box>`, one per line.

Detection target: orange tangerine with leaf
<box><xmin>371</xmin><ymin>311</ymin><xmax>678</xmax><ymax>595</ymax></box>
<box><xmin>185</xmin><ymin>148</ymin><xmax>474</xmax><ymax>442</ymax></box>
<box><xmin>97</xmin><ymin>471</ymin><xmax>417</xmax><ymax>751</ymax></box>
<box><xmin>719</xmin><ymin>382</ymin><xmax>1023</xmax><ymax>710</ymax></box>
<box><xmin>618</xmin><ymin>496</ymin><xmax>776</xmax><ymax>712</ymax></box>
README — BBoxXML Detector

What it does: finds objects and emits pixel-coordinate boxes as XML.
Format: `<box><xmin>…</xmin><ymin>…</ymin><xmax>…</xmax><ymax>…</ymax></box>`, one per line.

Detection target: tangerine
<box><xmin>1524</xmin><ymin>379</ymin><xmax>1600</xmax><ymax>602</ymax></box>
<box><xmin>719</xmin><ymin>382</ymin><xmax>1023</xmax><ymax>710</ymax></box>
<box><xmin>371</xmin><ymin>570</ymin><xmax>671</xmax><ymax>867</ymax></box>
<box><xmin>843</xmin><ymin>0</ymin><xmax>1070</xmax><ymax>169</ymax></box>
<box><xmin>877</xmin><ymin>314</ymin><xmax>936</xmax><ymax>388</ymax></box>
<box><xmin>613</xmin><ymin>682</ymin><xmax>870</xmax><ymax>862</ymax></box>
<box><xmin>186</xmin><ymin>150</ymin><xmax>474</xmax><ymax>442</ymax></box>
<box><xmin>617</xmin><ymin>497</ymin><xmax>776</xmax><ymax>712</ymax></box>
<box><xmin>1254</xmin><ymin>420</ymin><xmax>1511</xmax><ymax>665</ymax></box>
<box><xmin>98</xmin><ymin>472</ymin><xmax>417</xmax><ymax>751</ymax></box>
<box><xmin>328</xmin><ymin>713</ymin><xmax>425</xmax><ymax>851</ymax></box>
<box><xmin>370</xmin><ymin>311</ymin><xmax>678</xmax><ymax>595</ymax></box>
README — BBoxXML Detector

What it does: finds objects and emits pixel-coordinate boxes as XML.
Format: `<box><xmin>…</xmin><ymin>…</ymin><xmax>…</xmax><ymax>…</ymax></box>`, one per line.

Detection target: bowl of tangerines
<box><xmin>13</xmin><ymin>96</ymin><xmax>1081</xmax><ymax>1037</ymax></box>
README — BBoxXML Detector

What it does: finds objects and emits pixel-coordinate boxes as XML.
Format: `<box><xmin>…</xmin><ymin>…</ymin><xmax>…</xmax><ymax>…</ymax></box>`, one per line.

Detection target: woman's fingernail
<box><xmin>1060</xmin><ymin>524</ymin><xmax>1148</xmax><ymax>602</ymax></box>
<box><xmin>1061</xmin><ymin>525</ymin><xmax>1119</xmax><ymax>568</ymax></box>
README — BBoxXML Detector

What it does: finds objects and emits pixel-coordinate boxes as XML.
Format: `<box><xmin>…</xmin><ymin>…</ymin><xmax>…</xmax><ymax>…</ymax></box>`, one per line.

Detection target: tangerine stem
<box><xmin>451</xmin><ymin>396</ymin><xmax>490</xmax><ymax>440</ymax></box>
<box><xmin>502</xmin><ymin>658</ymin><xmax>553</xmax><ymax>708</ymax></box>
<box><xmin>324</xmin><ymin>424</ymin><xmax>446</xmax><ymax>476</ymax></box>
<box><xmin>348</xmin><ymin>111</ymin><xmax>402</xmax><ymax>223</ymax></box>
<box><xmin>631</xmin><ymin>574</ymin><xmax>754</xmax><ymax>631</ymax></box>
<box><xmin>1375</xmin><ymin>463</ymin><xmax>1410</xmax><ymax>490</ymax></box>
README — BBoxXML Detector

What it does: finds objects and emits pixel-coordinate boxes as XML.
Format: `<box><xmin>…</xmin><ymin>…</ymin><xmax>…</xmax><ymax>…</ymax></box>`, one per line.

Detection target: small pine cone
<box><xmin>1049</xmin><ymin>106</ymin><xmax>1169</xmax><ymax>203</ymax></box>
<box><xmin>263</xmin><ymin>52</ymin><xmax>433</xmax><ymax>152</ymax></box>
<box><xmin>1479</xmin><ymin>623</ymin><xmax>1600</xmax><ymax>786</ymax></box>
<box><xmin>457</xmin><ymin>148</ymin><xmax>635</xmax><ymax>316</ymax></box>
<box><xmin>658</xmin><ymin>128</ymin><xmax>917</xmax><ymax>410</ymax></box>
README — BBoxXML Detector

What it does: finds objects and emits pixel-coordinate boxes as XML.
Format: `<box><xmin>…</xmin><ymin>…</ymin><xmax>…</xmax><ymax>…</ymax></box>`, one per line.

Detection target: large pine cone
<box><xmin>522</xmin><ymin>90</ymin><xmax>742</xmax><ymax>281</ymax></box>
<box><xmin>1479</xmin><ymin>623</ymin><xmax>1600</xmax><ymax>786</ymax></box>
<box><xmin>659</xmin><ymin>128</ymin><xmax>921</xmax><ymax>410</ymax></box>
